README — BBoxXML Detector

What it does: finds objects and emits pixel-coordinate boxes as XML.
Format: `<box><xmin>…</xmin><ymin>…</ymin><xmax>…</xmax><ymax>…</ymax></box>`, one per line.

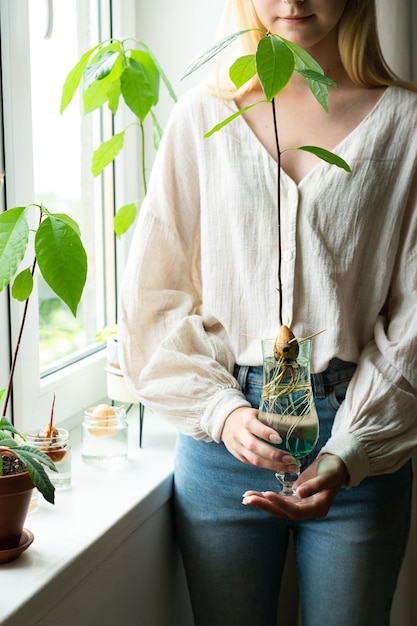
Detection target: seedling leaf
<box><xmin>114</xmin><ymin>203</ymin><xmax>138</xmax><ymax>238</ymax></box>
<box><xmin>298</xmin><ymin>145</ymin><xmax>352</xmax><ymax>171</ymax></box>
<box><xmin>35</xmin><ymin>215</ymin><xmax>87</xmax><ymax>316</ymax></box>
<box><xmin>92</xmin><ymin>131</ymin><xmax>125</xmax><ymax>176</ymax></box>
<box><xmin>203</xmin><ymin>101</ymin><xmax>262</xmax><ymax>138</ymax></box>
<box><xmin>11</xmin><ymin>268</ymin><xmax>33</xmax><ymax>301</ymax></box>
<box><xmin>60</xmin><ymin>43</ymin><xmax>102</xmax><ymax>113</ymax></box>
<box><xmin>229</xmin><ymin>55</ymin><xmax>256</xmax><ymax>89</ymax></box>
<box><xmin>256</xmin><ymin>36</ymin><xmax>294</xmax><ymax>101</ymax></box>
<box><xmin>0</xmin><ymin>207</ymin><xmax>29</xmax><ymax>292</ymax></box>
<box><xmin>181</xmin><ymin>30</ymin><xmax>252</xmax><ymax>80</ymax></box>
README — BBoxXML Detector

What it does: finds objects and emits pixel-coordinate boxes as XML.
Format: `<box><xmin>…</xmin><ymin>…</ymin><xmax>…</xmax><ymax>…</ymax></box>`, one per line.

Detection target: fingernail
<box><xmin>282</xmin><ymin>454</ymin><xmax>295</xmax><ymax>464</ymax></box>
<box><xmin>269</xmin><ymin>432</ymin><xmax>282</xmax><ymax>444</ymax></box>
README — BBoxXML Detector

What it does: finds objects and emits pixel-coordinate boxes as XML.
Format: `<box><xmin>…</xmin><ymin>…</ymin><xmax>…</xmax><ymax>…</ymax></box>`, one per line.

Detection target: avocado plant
<box><xmin>61</xmin><ymin>38</ymin><xmax>177</xmax><ymax>237</ymax></box>
<box><xmin>0</xmin><ymin>193</ymin><xmax>87</xmax><ymax>502</ymax></box>
<box><xmin>182</xmin><ymin>29</ymin><xmax>351</xmax><ymax>348</ymax></box>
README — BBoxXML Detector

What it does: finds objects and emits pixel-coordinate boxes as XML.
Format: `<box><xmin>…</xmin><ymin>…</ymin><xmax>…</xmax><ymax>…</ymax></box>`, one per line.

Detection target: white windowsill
<box><xmin>0</xmin><ymin>407</ymin><xmax>177</xmax><ymax>625</ymax></box>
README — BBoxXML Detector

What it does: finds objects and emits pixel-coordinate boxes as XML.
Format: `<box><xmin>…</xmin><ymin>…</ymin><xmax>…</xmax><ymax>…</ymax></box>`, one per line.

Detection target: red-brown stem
<box><xmin>272</xmin><ymin>98</ymin><xmax>283</xmax><ymax>327</ymax></box>
<box><xmin>1</xmin><ymin>258</ymin><xmax>37</xmax><ymax>421</ymax></box>
<box><xmin>48</xmin><ymin>393</ymin><xmax>56</xmax><ymax>436</ymax></box>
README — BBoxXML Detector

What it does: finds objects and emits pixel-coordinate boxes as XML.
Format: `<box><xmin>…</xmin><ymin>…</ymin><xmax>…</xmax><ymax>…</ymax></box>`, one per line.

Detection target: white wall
<box><xmin>133</xmin><ymin>0</ymin><xmax>226</xmax><ymax>119</ymax></box>
<box><xmin>377</xmin><ymin>0</ymin><xmax>412</xmax><ymax>78</ymax></box>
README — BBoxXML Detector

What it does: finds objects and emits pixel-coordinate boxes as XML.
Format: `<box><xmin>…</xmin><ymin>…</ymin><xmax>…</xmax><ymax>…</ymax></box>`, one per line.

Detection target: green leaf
<box><xmin>11</xmin><ymin>267</ymin><xmax>33</xmax><ymax>301</ymax></box>
<box><xmin>129</xmin><ymin>50</ymin><xmax>160</xmax><ymax>106</ymax></box>
<box><xmin>295</xmin><ymin>69</ymin><xmax>337</xmax><ymax>88</ymax></box>
<box><xmin>0</xmin><ymin>206</ymin><xmax>29</xmax><ymax>292</ymax></box>
<box><xmin>229</xmin><ymin>54</ymin><xmax>256</xmax><ymax>89</ymax></box>
<box><xmin>181</xmin><ymin>29</ymin><xmax>253</xmax><ymax>80</ymax></box>
<box><xmin>256</xmin><ymin>36</ymin><xmax>294</xmax><ymax>101</ymax></box>
<box><xmin>60</xmin><ymin>43</ymin><xmax>102</xmax><ymax>114</ymax></box>
<box><xmin>298</xmin><ymin>146</ymin><xmax>352</xmax><ymax>172</ymax></box>
<box><xmin>106</xmin><ymin>78</ymin><xmax>121</xmax><ymax>116</ymax></box>
<box><xmin>138</xmin><ymin>41</ymin><xmax>178</xmax><ymax>103</ymax></box>
<box><xmin>0</xmin><ymin>417</ymin><xmax>19</xmax><ymax>435</ymax></box>
<box><xmin>0</xmin><ymin>389</ymin><xmax>5</xmax><ymax>415</ymax></box>
<box><xmin>14</xmin><ymin>449</ymin><xmax>55</xmax><ymax>504</ymax></box>
<box><xmin>151</xmin><ymin>110</ymin><xmax>163</xmax><ymax>151</ymax></box>
<box><xmin>50</xmin><ymin>213</ymin><xmax>81</xmax><ymax>237</ymax></box>
<box><xmin>35</xmin><ymin>215</ymin><xmax>87</xmax><ymax>317</ymax></box>
<box><xmin>83</xmin><ymin>78</ymin><xmax>110</xmax><ymax>115</ymax></box>
<box><xmin>120</xmin><ymin>61</ymin><xmax>155</xmax><ymax>122</ymax></box>
<box><xmin>0</xmin><ymin>437</ymin><xmax>17</xmax><ymax>447</ymax></box>
<box><xmin>280</xmin><ymin>37</ymin><xmax>332</xmax><ymax>111</ymax></box>
<box><xmin>18</xmin><ymin>445</ymin><xmax>57</xmax><ymax>473</ymax></box>
<box><xmin>114</xmin><ymin>203</ymin><xmax>138</xmax><ymax>238</ymax></box>
<box><xmin>81</xmin><ymin>44</ymin><xmax>123</xmax><ymax>115</ymax></box>
<box><xmin>204</xmin><ymin>101</ymin><xmax>262</xmax><ymax>138</ymax></box>
<box><xmin>83</xmin><ymin>49</ymin><xmax>120</xmax><ymax>90</ymax></box>
<box><xmin>91</xmin><ymin>131</ymin><xmax>125</xmax><ymax>176</ymax></box>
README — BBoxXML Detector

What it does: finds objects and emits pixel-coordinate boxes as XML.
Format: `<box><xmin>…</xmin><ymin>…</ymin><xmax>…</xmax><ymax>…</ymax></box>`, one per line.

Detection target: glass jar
<box><xmin>24</xmin><ymin>428</ymin><xmax>71</xmax><ymax>489</ymax></box>
<box><xmin>258</xmin><ymin>339</ymin><xmax>319</xmax><ymax>457</ymax></box>
<box><xmin>82</xmin><ymin>404</ymin><xmax>128</xmax><ymax>464</ymax></box>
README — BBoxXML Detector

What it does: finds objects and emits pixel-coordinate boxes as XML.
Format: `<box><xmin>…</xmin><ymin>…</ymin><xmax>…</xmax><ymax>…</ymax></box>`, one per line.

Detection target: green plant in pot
<box><xmin>0</xmin><ymin>417</ymin><xmax>57</xmax><ymax>552</ymax></box>
<box><xmin>0</xmin><ymin>194</ymin><xmax>87</xmax><ymax>552</ymax></box>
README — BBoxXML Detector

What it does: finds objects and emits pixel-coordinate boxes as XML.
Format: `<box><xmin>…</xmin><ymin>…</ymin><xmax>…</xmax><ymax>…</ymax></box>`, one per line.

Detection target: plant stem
<box><xmin>1</xmin><ymin>259</ymin><xmax>37</xmax><ymax>419</ymax></box>
<box><xmin>272</xmin><ymin>97</ymin><xmax>283</xmax><ymax>327</ymax></box>
<box><xmin>140</xmin><ymin>122</ymin><xmax>147</xmax><ymax>196</ymax></box>
<box><xmin>48</xmin><ymin>393</ymin><xmax>56</xmax><ymax>435</ymax></box>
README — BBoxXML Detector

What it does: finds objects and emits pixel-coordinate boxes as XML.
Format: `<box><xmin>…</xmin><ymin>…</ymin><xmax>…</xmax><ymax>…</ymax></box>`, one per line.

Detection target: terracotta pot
<box><xmin>0</xmin><ymin>450</ymin><xmax>34</xmax><ymax>550</ymax></box>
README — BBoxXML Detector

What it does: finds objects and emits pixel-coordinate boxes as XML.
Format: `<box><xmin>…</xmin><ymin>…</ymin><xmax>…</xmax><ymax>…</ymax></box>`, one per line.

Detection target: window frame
<box><xmin>0</xmin><ymin>0</ymin><xmax>134</xmax><ymax>431</ymax></box>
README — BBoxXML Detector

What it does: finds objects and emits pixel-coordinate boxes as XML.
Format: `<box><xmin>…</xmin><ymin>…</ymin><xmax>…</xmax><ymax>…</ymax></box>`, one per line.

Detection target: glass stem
<box><xmin>275</xmin><ymin>470</ymin><xmax>300</xmax><ymax>496</ymax></box>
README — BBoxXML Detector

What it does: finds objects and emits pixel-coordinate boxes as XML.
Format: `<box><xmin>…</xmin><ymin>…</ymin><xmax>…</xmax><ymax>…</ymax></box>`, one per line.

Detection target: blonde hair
<box><xmin>214</xmin><ymin>0</ymin><xmax>417</xmax><ymax>96</ymax></box>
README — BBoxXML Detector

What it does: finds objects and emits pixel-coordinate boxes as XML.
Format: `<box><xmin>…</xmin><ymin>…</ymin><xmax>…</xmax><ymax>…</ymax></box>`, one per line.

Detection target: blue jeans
<box><xmin>174</xmin><ymin>360</ymin><xmax>412</xmax><ymax>626</ymax></box>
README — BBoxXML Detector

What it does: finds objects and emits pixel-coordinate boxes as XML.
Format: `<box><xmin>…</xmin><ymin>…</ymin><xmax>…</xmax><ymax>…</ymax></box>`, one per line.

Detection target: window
<box><xmin>0</xmin><ymin>0</ymin><xmax>122</xmax><ymax>431</ymax></box>
<box><xmin>29</xmin><ymin>0</ymin><xmax>108</xmax><ymax>371</ymax></box>
<box><xmin>0</xmin><ymin>0</ymin><xmax>225</xmax><ymax>433</ymax></box>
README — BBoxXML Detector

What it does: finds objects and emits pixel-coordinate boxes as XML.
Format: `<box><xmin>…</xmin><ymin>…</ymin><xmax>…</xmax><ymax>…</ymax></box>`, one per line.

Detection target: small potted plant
<box><xmin>0</xmin><ymin>177</ymin><xmax>88</xmax><ymax>557</ymax></box>
<box><xmin>0</xmin><ymin>416</ymin><xmax>57</xmax><ymax>553</ymax></box>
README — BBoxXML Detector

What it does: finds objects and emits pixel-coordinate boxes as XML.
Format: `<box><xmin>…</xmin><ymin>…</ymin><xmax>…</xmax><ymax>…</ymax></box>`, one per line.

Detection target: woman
<box><xmin>119</xmin><ymin>1</ymin><xmax>417</xmax><ymax>624</ymax></box>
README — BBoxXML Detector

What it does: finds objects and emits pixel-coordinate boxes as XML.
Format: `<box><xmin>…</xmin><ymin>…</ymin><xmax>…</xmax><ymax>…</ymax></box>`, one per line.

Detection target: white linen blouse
<box><xmin>119</xmin><ymin>84</ymin><xmax>417</xmax><ymax>488</ymax></box>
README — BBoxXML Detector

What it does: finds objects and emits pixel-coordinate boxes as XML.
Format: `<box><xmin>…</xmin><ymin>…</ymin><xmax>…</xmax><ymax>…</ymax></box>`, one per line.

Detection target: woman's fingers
<box><xmin>242</xmin><ymin>455</ymin><xmax>348</xmax><ymax>520</ymax></box>
<box><xmin>221</xmin><ymin>406</ymin><xmax>298</xmax><ymax>472</ymax></box>
<box><xmin>241</xmin><ymin>490</ymin><xmax>326</xmax><ymax>520</ymax></box>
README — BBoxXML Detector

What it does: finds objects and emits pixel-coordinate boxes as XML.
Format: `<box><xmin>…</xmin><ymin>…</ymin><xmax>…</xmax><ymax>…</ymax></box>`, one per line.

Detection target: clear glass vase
<box><xmin>24</xmin><ymin>428</ymin><xmax>71</xmax><ymax>489</ymax></box>
<box><xmin>258</xmin><ymin>338</ymin><xmax>319</xmax><ymax>495</ymax></box>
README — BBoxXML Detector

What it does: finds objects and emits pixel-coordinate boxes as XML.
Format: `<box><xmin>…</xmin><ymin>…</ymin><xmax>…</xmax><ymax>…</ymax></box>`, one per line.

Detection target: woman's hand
<box><xmin>242</xmin><ymin>454</ymin><xmax>348</xmax><ymax>520</ymax></box>
<box><xmin>221</xmin><ymin>406</ymin><xmax>299</xmax><ymax>474</ymax></box>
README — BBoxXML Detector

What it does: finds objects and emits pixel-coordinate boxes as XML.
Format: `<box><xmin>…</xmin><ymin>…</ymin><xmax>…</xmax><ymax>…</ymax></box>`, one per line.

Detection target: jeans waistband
<box><xmin>233</xmin><ymin>358</ymin><xmax>357</xmax><ymax>399</ymax></box>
